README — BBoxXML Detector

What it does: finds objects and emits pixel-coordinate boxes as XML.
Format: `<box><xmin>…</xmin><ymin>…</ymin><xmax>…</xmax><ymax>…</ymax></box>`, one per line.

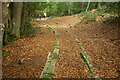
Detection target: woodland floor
<box><xmin>2</xmin><ymin>14</ymin><xmax>119</xmax><ymax>78</ymax></box>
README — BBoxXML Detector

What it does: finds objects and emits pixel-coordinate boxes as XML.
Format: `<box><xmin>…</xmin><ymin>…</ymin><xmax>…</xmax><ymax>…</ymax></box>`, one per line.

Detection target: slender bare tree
<box><xmin>86</xmin><ymin>0</ymin><xmax>90</xmax><ymax>12</ymax></box>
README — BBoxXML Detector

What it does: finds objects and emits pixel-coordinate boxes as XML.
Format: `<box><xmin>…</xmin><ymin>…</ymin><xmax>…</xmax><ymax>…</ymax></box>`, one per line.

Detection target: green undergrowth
<box><xmin>21</xmin><ymin>23</ymin><xmax>43</xmax><ymax>37</ymax></box>
<box><xmin>3</xmin><ymin>29</ymin><xmax>19</xmax><ymax>46</ymax></box>
<box><xmin>21</xmin><ymin>23</ymin><xmax>36</xmax><ymax>36</ymax></box>
<box><xmin>102</xmin><ymin>16</ymin><xmax>118</xmax><ymax>24</ymax></box>
<box><xmin>78</xmin><ymin>5</ymin><xmax>118</xmax><ymax>22</ymax></box>
<box><xmin>1</xmin><ymin>51</ymin><xmax>11</xmax><ymax>56</ymax></box>
<box><xmin>78</xmin><ymin>11</ymin><xmax>98</xmax><ymax>21</ymax></box>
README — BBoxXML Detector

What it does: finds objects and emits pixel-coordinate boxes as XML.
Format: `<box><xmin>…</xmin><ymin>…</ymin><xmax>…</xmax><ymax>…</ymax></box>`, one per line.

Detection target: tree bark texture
<box><xmin>12</xmin><ymin>2</ymin><xmax>23</xmax><ymax>38</ymax></box>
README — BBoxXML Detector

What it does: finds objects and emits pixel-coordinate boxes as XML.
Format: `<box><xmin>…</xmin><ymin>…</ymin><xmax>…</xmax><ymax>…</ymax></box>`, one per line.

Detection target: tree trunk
<box><xmin>20</xmin><ymin>3</ymin><xmax>28</xmax><ymax>34</ymax></box>
<box><xmin>86</xmin><ymin>0</ymin><xmax>90</xmax><ymax>12</ymax></box>
<box><xmin>67</xmin><ymin>2</ymin><xmax>71</xmax><ymax>15</ymax></box>
<box><xmin>80</xmin><ymin>2</ymin><xmax>82</xmax><ymax>9</ymax></box>
<box><xmin>2</xmin><ymin>2</ymin><xmax>10</xmax><ymax>45</ymax></box>
<box><xmin>97</xmin><ymin>2</ymin><xmax>101</xmax><ymax>7</ymax></box>
<box><xmin>12</xmin><ymin>2</ymin><xmax>23</xmax><ymax>38</ymax></box>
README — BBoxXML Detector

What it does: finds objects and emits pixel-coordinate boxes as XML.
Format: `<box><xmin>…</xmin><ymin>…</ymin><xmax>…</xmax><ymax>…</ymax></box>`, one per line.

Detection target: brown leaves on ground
<box><xmin>2</xmin><ymin>15</ymin><xmax>119</xmax><ymax>78</ymax></box>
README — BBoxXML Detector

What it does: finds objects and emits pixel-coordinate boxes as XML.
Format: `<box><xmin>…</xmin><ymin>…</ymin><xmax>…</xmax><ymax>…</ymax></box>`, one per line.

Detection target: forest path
<box><xmin>2</xmin><ymin>15</ymin><xmax>119</xmax><ymax>78</ymax></box>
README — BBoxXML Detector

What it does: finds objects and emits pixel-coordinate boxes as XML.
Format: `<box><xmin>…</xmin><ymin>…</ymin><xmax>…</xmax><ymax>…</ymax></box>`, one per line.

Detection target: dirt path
<box><xmin>2</xmin><ymin>15</ymin><xmax>119</xmax><ymax>78</ymax></box>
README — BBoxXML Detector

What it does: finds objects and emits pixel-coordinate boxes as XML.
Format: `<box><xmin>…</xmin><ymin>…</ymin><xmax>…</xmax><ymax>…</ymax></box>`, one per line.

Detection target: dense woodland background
<box><xmin>2</xmin><ymin>2</ymin><xmax>119</xmax><ymax>46</ymax></box>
